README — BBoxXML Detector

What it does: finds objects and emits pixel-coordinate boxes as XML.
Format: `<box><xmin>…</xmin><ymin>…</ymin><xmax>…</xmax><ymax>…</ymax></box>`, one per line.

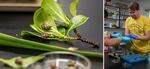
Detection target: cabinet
<box><xmin>104</xmin><ymin>4</ymin><xmax>129</xmax><ymax>29</ymax></box>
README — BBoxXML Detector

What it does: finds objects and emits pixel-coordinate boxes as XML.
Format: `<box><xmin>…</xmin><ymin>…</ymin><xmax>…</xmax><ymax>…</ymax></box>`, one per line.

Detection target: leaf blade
<box><xmin>0</xmin><ymin>55</ymin><xmax>45</xmax><ymax>69</ymax></box>
<box><xmin>0</xmin><ymin>33</ymin><xmax>102</xmax><ymax>59</ymax></box>
<box><xmin>41</xmin><ymin>0</ymin><xmax>70</xmax><ymax>25</ymax></box>
<box><xmin>33</xmin><ymin>8</ymin><xmax>57</xmax><ymax>32</ymax></box>
<box><xmin>67</xmin><ymin>15</ymin><xmax>88</xmax><ymax>34</ymax></box>
<box><xmin>70</xmin><ymin>0</ymin><xmax>79</xmax><ymax>16</ymax></box>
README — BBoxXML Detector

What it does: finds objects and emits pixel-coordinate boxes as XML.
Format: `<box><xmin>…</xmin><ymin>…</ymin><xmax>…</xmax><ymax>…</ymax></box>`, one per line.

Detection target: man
<box><xmin>125</xmin><ymin>2</ymin><xmax>150</xmax><ymax>53</ymax></box>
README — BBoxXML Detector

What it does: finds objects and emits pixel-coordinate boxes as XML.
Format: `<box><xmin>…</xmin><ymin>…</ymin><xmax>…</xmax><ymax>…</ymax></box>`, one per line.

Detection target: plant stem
<box><xmin>73</xmin><ymin>29</ymin><xmax>100</xmax><ymax>48</ymax></box>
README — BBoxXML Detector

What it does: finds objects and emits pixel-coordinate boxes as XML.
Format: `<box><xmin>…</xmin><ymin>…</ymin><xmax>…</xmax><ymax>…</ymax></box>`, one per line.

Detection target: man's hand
<box><xmin>111</xmin><ymin>33</ymin><xmax>121</xmax><ymax>38</ymax></box>
<box><xmin>127</xmin><ymin>34</ymin><xmax>139</xmax><ymax>39</ymax></box>
<box><xmin>121</xmin><ymin>36</ymin><xmax>131</xmax><ymax>43</ymax></box>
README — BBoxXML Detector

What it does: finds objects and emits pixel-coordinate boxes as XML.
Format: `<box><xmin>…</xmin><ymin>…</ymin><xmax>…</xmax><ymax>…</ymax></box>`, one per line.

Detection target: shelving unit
<box><xmin>104</xmin><ymin>4</ymin><xmax>129</xmax><ymax>29</ymax></box>
<box><xmin>0</xmin><ymin>0</ymin><xmax>41</xmax><ymax>11</ymax></box>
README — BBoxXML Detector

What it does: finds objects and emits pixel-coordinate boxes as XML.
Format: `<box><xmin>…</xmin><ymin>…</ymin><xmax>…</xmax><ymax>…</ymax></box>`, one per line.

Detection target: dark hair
<box><xmin>128</xmin><ymin>2</ymin><xmax>139</xmax><ymax>10</ymax></box>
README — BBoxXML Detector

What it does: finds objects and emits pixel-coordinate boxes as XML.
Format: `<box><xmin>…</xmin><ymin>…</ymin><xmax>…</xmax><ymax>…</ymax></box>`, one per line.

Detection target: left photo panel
<box><xmin>0</xmin><ymin>0</ymin><xmax>103</xmax><ymax>69</ymax></box>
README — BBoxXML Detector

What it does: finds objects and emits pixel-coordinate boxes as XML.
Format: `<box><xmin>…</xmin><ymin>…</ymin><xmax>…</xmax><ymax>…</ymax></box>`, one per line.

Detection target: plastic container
<box><xmin>31</xmin><ymin>51</ymin><xmax>91</xmax><ymax>69</ymax></box>
<box><xmin>121</xmin><ymin>54</ymin><xmax>148</xmax><ymax>63</ymax></box>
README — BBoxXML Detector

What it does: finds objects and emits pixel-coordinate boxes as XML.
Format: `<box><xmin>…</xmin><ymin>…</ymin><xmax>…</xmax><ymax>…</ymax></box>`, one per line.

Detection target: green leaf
<box><xmin>41</xmin><ymin>0</ymin><xmax>70</xmax><ymax>25</ymax></box>
<box><xmin>57</xmin><ymin>26</ymin><xmax>66</xmax><ymax>35</ymax></box>
<box><xmin>50</xmin><ymin>27</ymin><xmax>75</xmax><ymax>40</ymax></box>
<box><xmin>67</xmin><ymin>15</ymin><xmax>89</xmax><ymax>34</ymax></box>
<box><xmin>0</xmin><ymin>33</ymin><xmax>102</xmax><ymax>59</ymax></box>
<box><xmin>21</xmin><ymin>30</ymin><xmax>42</xmax><ymax>38</ymax></box>
<box><xmin>20</xmin><ymin>31</ymin><xmax>64</xmax><ymax>41</ymax></box>
<box><xmin>33</xmin><ymin>8</ymin><xmax>71</xmax><ymax>40</ymax></box>
<box><xmin>22</xmin><ymin>55</ymin><xmax>45</xmax><ymax>68</ymax></box>
<box><xmin>33</xmin><ymin>8</ymin><xmax>46</xmax><ymax>30</ymax></box>
<box><xmin>30</xmin><ymin>24</ymin><xmax>45</xmax><ymax>33</ymax></box>
<box><xmin>30</xmin><ymin>0</ymin><xmax>89</xmax><ymax>41</ymax></box>
<box><xmin>30</xmin><ymin>24</ymin><xmax>73</xmax><ymax>41</ymax></box>
<box><xmin>70</xmin><ymin>0</ymin><xmax>79</xmax><ymax>16</ymax></box>
<box><xmin>0</xmin><ymin>58</ymin><xmax>22</xmax><ymax>68</ymax></box>
<box><xmin>0</xmin><ymin>55</ymin><xmax>45</xmax><ymax>69</ymax></box>
<box><xmin>33</xmin><ymin>8</ymin><xmax>57</xmax><ymax>32</ymax></box>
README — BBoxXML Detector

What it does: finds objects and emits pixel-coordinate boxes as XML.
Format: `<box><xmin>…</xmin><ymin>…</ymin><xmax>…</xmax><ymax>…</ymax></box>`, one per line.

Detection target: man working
<box><xmin>125</xmin><ymin>2</ymin><xmax>150</xmax><ymax>53</ymax></box>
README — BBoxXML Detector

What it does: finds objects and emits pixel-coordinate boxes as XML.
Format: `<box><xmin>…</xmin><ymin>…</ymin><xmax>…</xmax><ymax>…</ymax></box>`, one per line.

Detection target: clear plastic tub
<box><xmin>31</xmin><ymin>51</ymin><xmax>91</xmax><ymax>69</ymax></box>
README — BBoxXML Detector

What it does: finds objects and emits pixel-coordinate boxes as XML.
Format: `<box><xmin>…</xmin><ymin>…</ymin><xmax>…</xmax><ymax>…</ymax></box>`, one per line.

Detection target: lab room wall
<box><xmin>105</xmin><ymin>28</ymin><xmax>125</xmax><ymax>34</ymax></box>
<box><xmin>138</xmin><ymin>0</ymin><xmax>150</xmax><ymax>16</ymax></box>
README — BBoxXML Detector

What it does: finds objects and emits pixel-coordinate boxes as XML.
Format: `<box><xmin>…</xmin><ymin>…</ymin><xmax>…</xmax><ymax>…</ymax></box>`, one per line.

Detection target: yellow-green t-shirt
<box><xmin>125</xmin><ymin>15</ymin><xmax>150</xmax><ymax>53</ymax></box>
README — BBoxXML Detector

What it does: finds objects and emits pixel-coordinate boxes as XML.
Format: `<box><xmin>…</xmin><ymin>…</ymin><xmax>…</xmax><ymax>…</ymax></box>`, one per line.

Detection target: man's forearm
<box><xmin>138</xmin><ymin>30</ymin><xmax>150</xmax><ymax>40</ymax></box>
<box><xmin>125</xmin><ymin>28</ymin><xmax>130</xmax><ymax>36</ymax></box>
<box><xmin>138</xmin><ymin>36</ymin><xmax>150</xmax><ymax>40</ymax></box>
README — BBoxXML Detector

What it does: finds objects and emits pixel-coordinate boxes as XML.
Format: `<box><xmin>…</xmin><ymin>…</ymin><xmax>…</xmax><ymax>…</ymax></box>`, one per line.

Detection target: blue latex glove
<box><xmin>121</xmin><ymin>36</ymin><xmax>132</xmax><ymax>43</ymax></box>
<box><xmin>127</xmin><ymin>34</ymin><xmax>139</xmax><ymax>39</ymax></box>
<box><xmin>111</xmin><ymin>33</ymin><xmax>121</xmax><ymax>38</ymax></box>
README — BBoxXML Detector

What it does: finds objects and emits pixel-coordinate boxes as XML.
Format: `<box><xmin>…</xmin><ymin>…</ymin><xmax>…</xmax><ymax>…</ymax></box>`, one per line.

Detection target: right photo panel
<box><xmin>104</xmin><ymin>0</ymin><xmax>150</xmax><ymax>69</ymax></box>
